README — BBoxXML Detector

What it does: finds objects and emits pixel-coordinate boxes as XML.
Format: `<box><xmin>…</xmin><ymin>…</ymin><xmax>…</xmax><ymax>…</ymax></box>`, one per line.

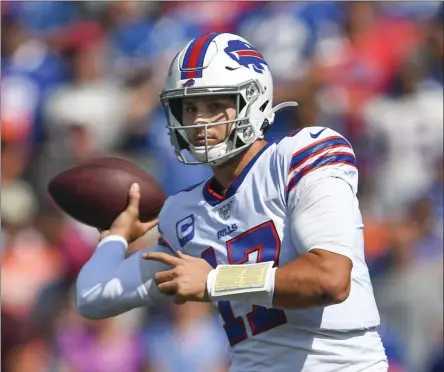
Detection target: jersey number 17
<box><xmin>201</xmin><ymin>221</ymin><xmax>287</xmax><ymax>347</ymax></box>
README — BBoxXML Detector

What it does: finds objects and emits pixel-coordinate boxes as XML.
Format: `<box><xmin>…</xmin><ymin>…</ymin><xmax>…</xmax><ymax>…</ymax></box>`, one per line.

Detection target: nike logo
<box><xmin>310</xmin><ymin>128</ymin><xmax>327</xmax><ymax>138</ymax></box>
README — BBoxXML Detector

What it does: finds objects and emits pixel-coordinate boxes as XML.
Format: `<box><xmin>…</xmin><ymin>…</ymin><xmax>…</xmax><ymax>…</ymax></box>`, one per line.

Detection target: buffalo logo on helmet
<box><xmin>224</xmin><ymin>40</ymin><xmax>268</xmax><ymax>74</ymax></box>
<box><xmin>182</xmin><ymin>78</ymin><xmax>195</xmax><ymax>88</ymax></box>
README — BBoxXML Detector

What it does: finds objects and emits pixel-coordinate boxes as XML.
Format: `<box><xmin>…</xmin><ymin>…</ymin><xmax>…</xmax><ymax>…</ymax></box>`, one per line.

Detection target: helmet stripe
<box><xmin>181</xmin><ymin>39</ymin><xmax>199</xmax><ymax>75</ymax></box>
<box><xmin>181</xmin><ymin>32</ymin><xmax>219</xmax><ymax>79</ymax></box>
<box><xmin>196</xmin><ymin>32</ymin><xmax>219</xmax><ymax>72</ymax></box>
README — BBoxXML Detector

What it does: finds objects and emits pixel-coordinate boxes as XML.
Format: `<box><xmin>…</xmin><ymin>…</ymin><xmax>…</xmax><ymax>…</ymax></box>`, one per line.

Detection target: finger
<box><xmin>157</xmin><ymin>280</ymin><xmax>177</xmax><ymax>295</ymax></box>
<box><xmin>141</xmin><ymin>218</ymin><xmax>159</xmax><ymax>233</ymax></box>
<box><xmin>142</xmin><ymin>252</ymin><xmax>182</xmax><ymax>267</ymax></box>
<box><xmin>127</xmin><ymin>183</ymin><xmax>140</xmax><ymax>215</ymax></box>
<box><xmin>177</xmin><ymin>251</ymin><xmax>195</xmax><ymax>260</ymax></box>
<box><xmin>154</xmin><ymin>270</ymin><xmax>175</xmax><ymax>284</ymax></box>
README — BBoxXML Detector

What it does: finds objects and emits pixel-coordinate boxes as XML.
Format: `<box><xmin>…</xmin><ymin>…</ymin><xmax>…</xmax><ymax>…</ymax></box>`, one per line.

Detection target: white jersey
<box><xmin>157</xmin><ymin>127</ymin><xmax>387</xmax><ymax>371</ymax></box>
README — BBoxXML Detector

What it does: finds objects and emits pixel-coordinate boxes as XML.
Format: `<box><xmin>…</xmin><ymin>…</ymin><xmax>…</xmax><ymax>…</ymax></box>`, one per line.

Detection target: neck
<box><xmin>211</xmin><ymin>140</ymin><xmax>267</xmax><ymax>190</ymax></box>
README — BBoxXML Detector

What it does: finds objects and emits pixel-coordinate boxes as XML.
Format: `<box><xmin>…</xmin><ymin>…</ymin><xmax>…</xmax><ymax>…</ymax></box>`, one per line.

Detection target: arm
<box><xmin>273</xmin><ymin>250</ymin><xmax>352</xmax><ymax>308</ymax></box>
<box><xmin>273</xmin><ymin>176</ymin><xmax>354</xmax><ymax>308</ymax></box>
<box><xmin>76</xmin><ymin>236</ymin><xmax>173</xmax><ymax>319</ymax></box>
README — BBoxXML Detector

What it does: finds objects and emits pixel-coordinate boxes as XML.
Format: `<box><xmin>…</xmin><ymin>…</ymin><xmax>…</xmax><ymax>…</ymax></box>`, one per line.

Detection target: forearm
<box><xmin>76</xmin><ymin>236</ymin><xmax>170</xmax><ymax>319</ymax></box>
<box><xmin>273</xmin><ymin>249</ymin><xmax>352</xmax><ymax>309</ymax></box>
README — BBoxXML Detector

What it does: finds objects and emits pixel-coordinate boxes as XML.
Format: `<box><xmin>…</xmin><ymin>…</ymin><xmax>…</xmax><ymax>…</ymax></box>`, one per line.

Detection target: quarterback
<box><xmin>76</xmin><ymin>33</ymin><xmax>388</xmax><ymax>371</ymax></box>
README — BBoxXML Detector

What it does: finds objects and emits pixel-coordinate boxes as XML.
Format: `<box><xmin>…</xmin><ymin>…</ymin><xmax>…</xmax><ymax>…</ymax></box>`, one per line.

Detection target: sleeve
<box><xmin>156</xmin><ymin>195</ymin><xmax>179</xmax><ymax>253</ymax></box>
<box><xmin>75</xmin><ymin>236</ymin><xmax>174</xmax><ymax>319</ymax></box>
<box><xmin>290</xmin><ymin>176</ymin><xmax>357</xmax><ymax>259</ymax></box>
<box><xmin>283</xmin><ymin>128</ymin><xmax>358</xmax><ymax>213</ymax></box>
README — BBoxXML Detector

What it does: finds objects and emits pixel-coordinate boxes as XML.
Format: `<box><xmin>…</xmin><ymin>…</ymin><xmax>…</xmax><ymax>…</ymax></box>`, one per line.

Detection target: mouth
<box><xmin>193</xmin><ymin>135</ymin><xmax>217</xmax><ymax>146</ymax></box>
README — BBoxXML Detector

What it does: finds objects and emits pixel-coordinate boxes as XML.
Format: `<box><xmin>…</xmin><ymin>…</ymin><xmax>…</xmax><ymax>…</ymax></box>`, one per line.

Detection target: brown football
<box><xmin>48</xmin><ymin>157</ymin><xmax>166</xmax><ymax>229</ymax></box>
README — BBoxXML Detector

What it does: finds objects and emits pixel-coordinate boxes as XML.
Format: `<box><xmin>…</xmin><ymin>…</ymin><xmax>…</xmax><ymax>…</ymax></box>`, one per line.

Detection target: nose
<box><xmin>194</xmin><ymin>114</ymin><xmax>212</xmax><ymax>125</ymax></box>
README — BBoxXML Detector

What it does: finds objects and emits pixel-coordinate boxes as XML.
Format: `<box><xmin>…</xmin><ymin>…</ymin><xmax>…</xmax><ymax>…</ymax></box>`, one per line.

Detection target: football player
<box><xmin>76</xmin><ymin>33</ymin><xmax>388</xmax><ymax>371</ymax></box>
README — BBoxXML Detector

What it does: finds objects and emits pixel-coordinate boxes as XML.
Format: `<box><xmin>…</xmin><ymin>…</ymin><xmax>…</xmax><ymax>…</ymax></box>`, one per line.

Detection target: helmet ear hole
<box><xmin>259</xmin><ymin>100</ymin><xmax>269</xmax><ymax>112</ymax></box>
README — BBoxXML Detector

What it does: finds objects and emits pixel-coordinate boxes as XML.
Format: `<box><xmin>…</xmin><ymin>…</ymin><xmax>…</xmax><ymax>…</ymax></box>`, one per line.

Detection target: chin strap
<box><xmin>269</xmin><ymin>101</ymin><xmax>299</xmax><ymax>116</ymax></box>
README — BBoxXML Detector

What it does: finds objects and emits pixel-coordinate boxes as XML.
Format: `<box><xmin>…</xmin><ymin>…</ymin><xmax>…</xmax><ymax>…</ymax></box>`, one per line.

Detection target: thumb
<box><xmin>141</xmin><ymin>217</ymin><xmax>159</xmax><ymax>233</ymax></box>
<box><xmin>127</xmin><ymin>183</ymin><xmax>140</xmax><ymax>214</ymax></box>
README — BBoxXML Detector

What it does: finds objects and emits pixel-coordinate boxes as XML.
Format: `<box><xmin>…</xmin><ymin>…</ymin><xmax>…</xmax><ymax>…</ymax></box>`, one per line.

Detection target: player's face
<box><xmin>182</xmin><ymin>96</ymin><xmax>237</xmax><ymax>146</ymax></box>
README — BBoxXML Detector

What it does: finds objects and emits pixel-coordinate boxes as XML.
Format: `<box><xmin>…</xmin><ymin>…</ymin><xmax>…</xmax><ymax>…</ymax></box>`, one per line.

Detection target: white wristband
<box><xmin>206</xmin><ymin>262</ymin><xmax>277</xmax><ymax>308</ymax></box>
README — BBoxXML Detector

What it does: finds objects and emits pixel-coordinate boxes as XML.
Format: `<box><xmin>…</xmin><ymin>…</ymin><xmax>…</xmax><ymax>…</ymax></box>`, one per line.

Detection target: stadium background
<box><xmin>1</xmin><ymin>1</ymin><xmax>443</xmax><ymax>371</ymax></box>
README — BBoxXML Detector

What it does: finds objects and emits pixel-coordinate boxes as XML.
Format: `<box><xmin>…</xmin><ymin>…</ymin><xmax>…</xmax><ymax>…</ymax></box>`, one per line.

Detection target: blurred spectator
<box><xmin>165</xmin><ymin>1</ymin><xmax>261</xmax><ymax>35</ymax></box>
<box><xmin>426</xmin><ymin>156</ymin><xmax>444</xmax><ymax>240</ymax></box>
<box><xmin>362</xmin><ymin>60</ymin><xmax>443</xmax><ymax>218</ymax></box>
<box><xmin>375</xmin><ymin>253</ymin><xmax>443</xmax><ymax>371</ymax></box>
<box><xmin>313</xmin><ymin>1</ymin><xmax>422</xmax><ymax>142</ymax></box>
<box><xmin>4</xmin><ymin>292</ymin><xmax>147</xmax><ymax>372</ymax></box>
<box><xmin>143</xmin><ymin>302</ymin><xmax>229</xmax><ymax>372</ymax></box>
<box><xmin>1</xmin><ymin>140</ymin><xmax>29</xmax><ymax>187</ymax></box>
<box><xmin>1</xmin><ymin>180</ymin><xmax>66</xmax><ymax>371</ymax></box>
<box><xmin>406</xmin><ymin>4</ymin><xmax>443</xmax><ymax>89</ymax></box>
<box><xmin>3</xmin><ymin>1</ymin><xmax>78</xmax><ymax>35</ymax></box>
<box><xmin>408</xmin><ymin>197</ymin><xmax>443</xmax><ymax>262</ymax></box>
<box><xmin>53</xmin><ymin>296</ymin><xmax>147</xmax><ymax>372</ymax></box>
<box><xmin>1</xmin><ymin>13</ymin><xmax>68</xmax><ymax>146</ymax></box>
<box><xmin>239</xmin><ymin>2</ymin><xmax>342</xmax><ymax>83</ymax></box>
<box><xmin>44</xmin><ymin>40</ymin><xmax>128</xmax><ymax>159</ymax></box>
<box><xmin>106</xmin><ymin>1</ymin><xmax>161</xmax><ymax>74</ymax></box>
<box><xmin>373</xmin><ymin>194</ymin><xmax>443</xmax><ymax>371</ymax></box>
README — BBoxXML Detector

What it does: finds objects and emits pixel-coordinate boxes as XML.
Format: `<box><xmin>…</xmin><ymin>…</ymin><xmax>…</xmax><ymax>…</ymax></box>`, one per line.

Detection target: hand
<box><xmin>142</xmin><ymin>251</ymin><xmax>213</xmax><ymax>305</ymax></box>
<box><xmin>98</xmin><ymin>183</ymin><xmax>159</xmax><ymax>243</ymax></box>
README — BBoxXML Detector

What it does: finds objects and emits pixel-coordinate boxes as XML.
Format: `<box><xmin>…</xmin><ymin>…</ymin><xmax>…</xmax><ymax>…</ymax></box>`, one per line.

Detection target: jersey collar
<box><xmin>203</xmin><ymin>141</ymin><xmax>274</xmax><ymax>206</ymax></box>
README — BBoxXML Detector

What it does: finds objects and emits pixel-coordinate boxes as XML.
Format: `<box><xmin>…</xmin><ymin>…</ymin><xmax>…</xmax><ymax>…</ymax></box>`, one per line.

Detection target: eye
<box><xmin>209</xmin><ymin>102</ymin><xmax>225</xmax><ymax>111</ymax></box>
<box><xmin>184</xmin><ymin>105</ymin><xmax>196</xmax><ymax>114</ymax></box>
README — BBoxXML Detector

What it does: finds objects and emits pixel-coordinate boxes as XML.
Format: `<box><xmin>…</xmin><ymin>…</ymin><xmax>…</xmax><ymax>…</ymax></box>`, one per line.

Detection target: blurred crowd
<box><xmin>1</xmin><ymin>2</ymin><xmax>443</xmax><ymax>372</ymax></box>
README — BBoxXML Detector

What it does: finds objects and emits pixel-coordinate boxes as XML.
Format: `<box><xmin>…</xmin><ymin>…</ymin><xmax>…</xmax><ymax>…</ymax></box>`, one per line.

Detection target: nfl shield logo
<box><xmin>219</xmin><ymin>201</ymin><xmax>233</xmax><ymax>220</ymax></box>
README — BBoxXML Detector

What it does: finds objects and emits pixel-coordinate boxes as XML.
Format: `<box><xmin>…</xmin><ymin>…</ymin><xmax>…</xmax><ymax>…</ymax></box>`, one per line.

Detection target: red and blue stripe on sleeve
<box><xmin>286</xmin><ymin>136</ymin><xmax>357</xmax><ymax>195</ymax></box>
<box><xmin>158</xmin><ymin>236</ymin><xmax>171</xmax><ymax>249</ymax></box>
<box><xmin>157</xmin><ymin>224</ymin><xmax>173</xmax><ymax>250</ymax></box>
